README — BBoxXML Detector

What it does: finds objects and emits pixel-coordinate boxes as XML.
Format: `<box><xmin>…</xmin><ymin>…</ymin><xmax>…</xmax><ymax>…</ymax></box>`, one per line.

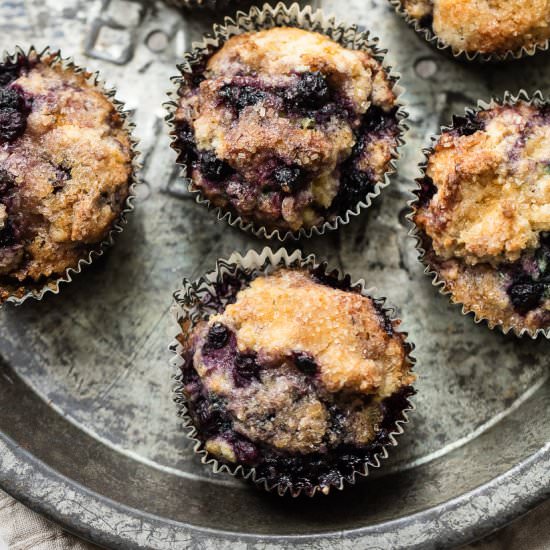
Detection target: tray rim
<box><xmin>1</xmin><ymin>432</ymin><xmax>549</xmax><ymax>549</ymax></box>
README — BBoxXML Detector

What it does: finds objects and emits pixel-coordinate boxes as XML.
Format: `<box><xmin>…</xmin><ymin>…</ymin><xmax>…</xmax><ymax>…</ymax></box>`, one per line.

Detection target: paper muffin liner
<box><xmin>409</xmin><ymin>89</ymin><xmax>550</xmax><ymax>338</ymax></box>
<box><xmin>165</xmin><ymin>1</ymin><xmax>408</xmax><ymax>241</ymax></box>
<box><xmin>0</xmin><ymin>46</ymin><xmax>140</xmax><ymax>307</ymax></box>
<box><xmin>169</xmin><ymin>247</ymin><xmax>416</xmax><ymax>497</ymax></box>
<box><xmin>388</xmin><ymin>0</ymin><xmax>550</xmax><ymax>63</ymax></box>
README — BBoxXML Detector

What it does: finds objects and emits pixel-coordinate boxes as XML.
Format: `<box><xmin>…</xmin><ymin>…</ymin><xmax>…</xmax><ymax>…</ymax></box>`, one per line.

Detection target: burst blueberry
<box><xmin>234</xmin><ymin>353</ymin><xmax>260</xmax><ymax>387</ymax></box>
<box><xmin>293</xmin><ymin>352</ymin><xmax>318</xmax><ymax>376</ymax></box>
<box><xmin>0</xmin><ymin>88</ymin><xmax>29</xmax><ymax>143</ymax></box>
<box><xmin>284</xmin><ymin>71</ymin><xmax>330</xmax><ymax>110</ymax></box>
<box><xmin>0</xmin><ymin>63</ymin><xmax>20</xmax><ymax>88</ymax></box>
<box><xmin>0</xmin><ymin>168</ymin><xmax>15</xmax><ymax>196</ymax></box>
<box><xmin>508</xmin><ymin>280</ymin><xmax>545</xmax><ymax>314</ymax></box>
<box><xmin>200</xmin><ymin>151</ymin><xmax>234</xmax><ymax>182</ymax></box>
<box><xmin>219</xmin><ymin>84</ymin><xmax>267</xmax><ymax>113</ymax></box>
<box><xmin>206</xmin><ymin>322</ymin><xmax>229</xmax><ymax>349</ymax></box>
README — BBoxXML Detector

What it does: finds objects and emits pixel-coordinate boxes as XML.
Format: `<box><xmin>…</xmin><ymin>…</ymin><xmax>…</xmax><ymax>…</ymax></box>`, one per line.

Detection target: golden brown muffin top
<box><xmin>401</xmin><ymin>0</ymin><xmax>550</xmax><ymax>55</ymax></box>
<box><xmin>207</xmin><ymin>269</ymin><xmax>415</xmax><ymax>398</ymax></box>
<box><xmin>174</xmin><ymin>27</ymin><xmax>399</xmax><ymax>231</ymax></box>
<box><xmin>414</xmin><ymin>103</ymin><xmax>550</xmax><ymax>266</ymax></box>
<box><xmin>0</xmin><ymin>54</ymin><xmax>132</xmax><ymax>296</ymax></box>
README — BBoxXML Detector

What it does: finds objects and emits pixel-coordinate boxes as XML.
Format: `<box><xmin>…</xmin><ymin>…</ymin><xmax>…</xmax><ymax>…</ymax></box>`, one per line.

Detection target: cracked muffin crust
<box><xmin>398</xmin><ymin>0</ymin><xmax>550</xmax><ymax>56</ymax></box>
<box><xmin>178</xmin><ymin>267</ymin><xmax>415</xmax><ymax>494</ymax></box>
<box><xmin>413</xmin><ymin>101</ymin><xmax>550</xmax><ymax>333</ymax></box>
<box><xmin>172</xmin><ymin>27</ymin><xmax>400</xmax><ymax>234</ymax></box>
<box><xmin>0</xmin><ymin>52</ymin><xmax>133</xmax><ymax>303</ymax></box>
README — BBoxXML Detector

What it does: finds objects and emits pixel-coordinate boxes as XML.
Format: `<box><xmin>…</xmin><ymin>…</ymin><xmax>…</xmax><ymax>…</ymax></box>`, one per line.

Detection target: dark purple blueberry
<box><xmin>508</xmin><ymin>281</ymin><xmax>545</xmax><ymax>314</ymax></box>
<box><xmin>219</xmin><ymin>84</ymin><xmax>267</xmax><ymax>113</ymax></box>
<box><xmin>0</xmin><ymin>219</ymin><xmax>17</xmax><ymax>247</ymax></box>
<box><xmin>0</xmin><ymin>63</ymin><xmax>20</xmax><ymax>88</ymax></box>
<box><xmin>272</xmin><ymin>165</ymin><xmax>303</xmax><ymax>193</ymax></box>
<box><xmin>193</xmin><ymin>397</ymin><xmax>232</xmax><ymax>434</ymax></box>
<box><xmin>206</xmin><ymin>322</ymin><xmax>229</xmax><ymax>349</ymax></box>
<box><xmin>0</xmin><ymin>88</ymin><xmax>29</xmax><ymax>143</ymax></box>
<box><xmin>416</xmin><ymin>175</ymin><xmax>437</xmax><ymax>207</ymax></box>
<box><xmin>335</xmin><ymin>167</ymin><xmax>375</xmax><ymax>212</ymax></box>
<box><xmin>284</xmin><ymin>71</ymin><xmax>330</xmax><ymax>110</ymax></box>
<box><xmin>199</xmin><ymin>150</ymin><xmax>234</xmax><ymax>181</ymax></box>
<box><xmin>452</xmin><ymin>114</ymin><xmax>484</xmax><ymax>137</ymax></box>
<box><xmin>231</xmin><ymin>435</ymin><xmax>259</xmax><ymax>465</ymax></box>
<box><xmin>175</xmin><ymin>121</ymin><xmax>197</xmax><ymax>166</ymax></box>
<box><xmin>233</xmin><ymin>353</ymin><xmax>260</xmax><ymax>387</ymax></box>
<box><xmin>176</xmin><ymin>122</ymin><xmax>196</xmax><ymax>150</ymax></box>
<box><xmin>328</xmin><ymin>405</ymin><xmax>346</xmax><ymax>436</ymax></box>
<box><xmin>0</xmin><ymin>168</ymin><xmax>15</xmax><ymax>196</ymax></box>
<box><xmin>362</xmin><ymin>105</ymin><xmax>397</xmax><ymax>134</ymax></box>
<box><xmin>180</xmin><ymin>361</ymin><xmax>200</xmax><ymax>387</ymax></box>
<box><xmin>419</xmin><ymin>13</ymin><xmax>434</xmax><ymax>29</ymax></box>
<box><xmin>293</xmin><ymin>352</ymin><xmax>318</xmax><ymax>376</ymax></box>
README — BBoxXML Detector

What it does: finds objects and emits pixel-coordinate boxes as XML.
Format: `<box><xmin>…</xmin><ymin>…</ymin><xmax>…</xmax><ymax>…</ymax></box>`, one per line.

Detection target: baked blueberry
<box><xmin>0</xmin><ymin>87</ymin><xmax>29</xmax><ymax>143</ymax></box>
<box><xmin>177</xmin><ymin>267</ymin><xmax>415</xmax><ymax>495</ymax></box>
<box><xmin>172</xmin><ymin>26</ymin><xmax>401</xmax><ymax>234</ymax></box>
<box><xmin>413</xmin><ymin>100</ymin><xmax>550</xmax><ymax>334</ymax></box>
<box><xmin>0</xmin><ymin>51</ymin><xmax>134</xmax><ymax>304</ymax></box>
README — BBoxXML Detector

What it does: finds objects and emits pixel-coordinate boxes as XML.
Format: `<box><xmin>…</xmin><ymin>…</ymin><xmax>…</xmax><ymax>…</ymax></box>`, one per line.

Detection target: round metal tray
<box><xmin>1</xmin><ymin>0</ymin><xmax>549</xmax><ymax>548</ymax></box>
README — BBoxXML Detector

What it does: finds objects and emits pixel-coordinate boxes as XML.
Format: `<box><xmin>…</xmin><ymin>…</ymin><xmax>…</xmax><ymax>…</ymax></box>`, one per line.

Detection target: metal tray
<box><xmin>0</xmin><ymin>0</ymin><xmax>549</xmax><ymax>548</ymax></box>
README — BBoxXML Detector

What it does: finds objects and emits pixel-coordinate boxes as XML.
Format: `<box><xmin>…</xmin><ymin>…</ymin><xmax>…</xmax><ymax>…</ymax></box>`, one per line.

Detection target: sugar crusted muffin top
<box><xmin>400</xmin><ymin>0</ymin><xmax>550</xmax><ymax>55</ymax></box>
<box><xmin>182</xmin><ymin>269</ymin><xmax>414</xmax><ymax>463</ymax></box>
<box><xmin>413</xmin><ymin>102</ymin><xmax>550</xmax><ymax>332</ymax></box>
<box><xmin>0</xmin><ymin>53</ymin><xmax>132</xmax><ymax>301</ymax></box>
<box><xmin>208</xmin><ymin>269</ymin><xmax>412</xmax><ymax>397</ymax></box>
<box><xmin>174</xmin><ymin>27</ymin><xmax>399</xmax><ymax>232</ymax></box>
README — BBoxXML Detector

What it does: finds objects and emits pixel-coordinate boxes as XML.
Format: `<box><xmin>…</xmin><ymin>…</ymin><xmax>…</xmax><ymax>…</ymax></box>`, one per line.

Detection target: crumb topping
<box><xmin>182</xmin><ymin>268</ymin><xmax>414</xmax><ymax>460</ymax></box>
<box><xmin>0</xmin><ymin>54</ymin><xmax>132</xmax><ymax>299</ymax></box>
<box><xmin>415</xmin><ymin>104</ymin><xmax>550</xmax><ymax>266</ymax></box>
<box><xmin>414</xmin><ymin>102</ymin><xmax>550</xmax><ymax>331</ymax></box>
<box><xmin>174</xmin><ymin>27</ymin><xmax>399</xmax><ymax>231</ymax></box>
<box><xmin>401</xmin><ymin>0</ymin><xmax>550</xmax><ymax>54</ymax></box>
<box><xmin>210</xmin><ymin>269</ymin><xmax>413</xmax><ymax>396</ymax></box>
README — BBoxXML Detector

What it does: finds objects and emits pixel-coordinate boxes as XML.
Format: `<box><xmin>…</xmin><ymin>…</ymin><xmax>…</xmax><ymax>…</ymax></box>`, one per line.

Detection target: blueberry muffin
<box><xmin>177</xmin><ymin>267</ymin><xmax>415</xmax><ymax>495</ymax></box>
<box><xmin>413</xmin><ymin>101</ymin><xmax>550</xmax><ymax>334</ymax></box>
<box><xmin>397</xmin><ymin>0</ymin><xmax>550</xmax><ymax>57</ymax></box>
<box><xmin>172</xmin><ymin>26</ymin><xmax>401</xmax><ymax>235</ymax></box>
<box><xmin>0</xmin><ymin>51</ymin><xmax>134</xmax><ymax>303</ymax></box>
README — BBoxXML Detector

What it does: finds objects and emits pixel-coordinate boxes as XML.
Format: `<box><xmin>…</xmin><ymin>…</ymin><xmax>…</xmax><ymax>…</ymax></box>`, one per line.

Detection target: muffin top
<box><xmin>0</xmin><ymin>53</ymin><xmax>132</xmax><ymax>299</ymax></box>
<box><xmin>413</xmin><ymin>102</ymin><xmax>550</xmax><ymax>331</ymax></box>
<box><xmin>174</xmin><ymin>27</ymin><xmax>399</xmax><ymax>232</ymax></box>
<box><xmin>183</xmin><ymin>269</ymin><xmax>414</xmax><ymax>460</ymax></box>
<box><xmin>415</xmin><ymin>103</ymin><xmax>550</xmax><ymax>266</ymax></box>
<box><xmin>400</xmin><ymin>0</ymin><xmax>550</xmax><ymax>55</ymax></box>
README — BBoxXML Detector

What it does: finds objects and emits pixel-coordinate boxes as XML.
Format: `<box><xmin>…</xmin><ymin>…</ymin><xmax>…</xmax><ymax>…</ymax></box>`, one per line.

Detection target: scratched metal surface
<box><xmin>0</xmin><ymin>0</ymin><xmax>549</xmax><ymax>549</ymax></box>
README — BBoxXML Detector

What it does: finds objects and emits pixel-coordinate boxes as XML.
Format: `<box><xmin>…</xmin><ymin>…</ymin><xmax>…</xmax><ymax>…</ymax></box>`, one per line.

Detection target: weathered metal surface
<box><xmin>0</xmin><ymin>0</ymin><xmax>549</xmax><ymax>548</ymax></box>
